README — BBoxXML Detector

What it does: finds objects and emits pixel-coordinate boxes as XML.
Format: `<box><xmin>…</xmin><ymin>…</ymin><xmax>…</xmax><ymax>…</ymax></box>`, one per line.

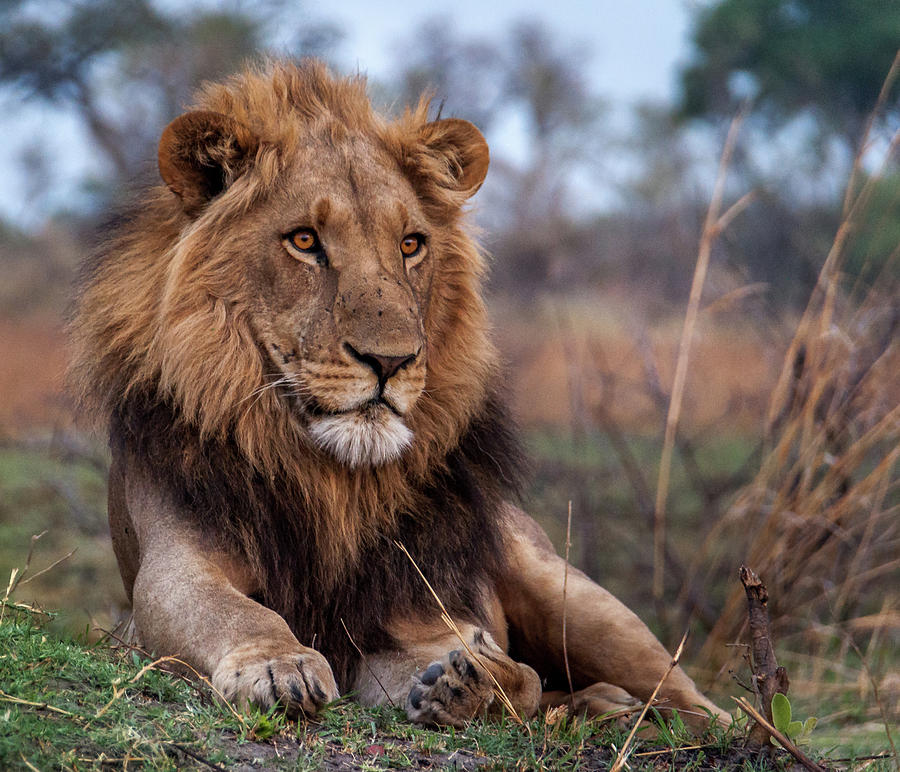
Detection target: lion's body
<box><xmin>107</xmin><ymin>390</ymin><xmax>518</xmax><ymax>690</ymax></box>
<box><xmin>70</xmin><ymin>61</ymin><xmax>724</xmax><ymax>728</ymax></box>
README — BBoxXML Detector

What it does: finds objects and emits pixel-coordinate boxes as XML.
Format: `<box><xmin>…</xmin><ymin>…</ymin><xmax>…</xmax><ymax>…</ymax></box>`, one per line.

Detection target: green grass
<box><xmin>0</xmin><ymin>444</ymin><xmax>124</xmax><ymax>635</ymax></box>
<box><xmin>0</xmin><ymin>438</ymin><xmax>895</xmax><ymax>769</ymax></box>
<box><xmin>1</xmin><ymin>610</ymin><xmax>240</xmax><ymax>770</ymax></box>
<box><xmin>3</xmin><ymin>609</ymin><xmax>855</xmax><ymax>771</ymax></box>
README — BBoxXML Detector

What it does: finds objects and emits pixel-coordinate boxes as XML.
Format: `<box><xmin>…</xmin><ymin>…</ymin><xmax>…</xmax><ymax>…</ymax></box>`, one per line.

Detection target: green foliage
<box><xmin>0</xmin><ymin>0</ymin><xmax>340</xmax><ymax>205</ymax></box>
<box><xmin>678</xmin><ymin>0</ymin><xmax>900</xmax><ymax>145</ymax></box>
<box><xmin>844</xmin><ymin>172</ymin><xmax>900</xmax><ymax>286</ymax></box>
<box><xmin>1</xmin><ymin>609</ymin><xmax>805</xmax><ymax>770</ymax></box>
<box><xmin>0</xmin><ymin>611</ymin><xmax>243</xmax><ymax>770</ymax></box>
<box><xmin>771</xmin><ymin>693</ymin><xmax>818</xmax><ymax>747</ymax></box>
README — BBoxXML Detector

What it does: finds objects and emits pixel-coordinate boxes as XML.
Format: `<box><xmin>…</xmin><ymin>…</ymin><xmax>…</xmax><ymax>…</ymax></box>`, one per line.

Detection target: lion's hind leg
<box><xmin>497</xmin><ymin>505</ymin><xmax>729</xmax><ymax>733</ymax></box>
<box><xmin>542</xmin><ymin>682</ymin><xmax>639</xmax><ymax>715</ymax></box>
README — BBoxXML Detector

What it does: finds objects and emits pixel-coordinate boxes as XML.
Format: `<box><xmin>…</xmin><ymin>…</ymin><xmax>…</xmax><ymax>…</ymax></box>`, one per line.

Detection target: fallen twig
<box><xmin>734</xmin><ymin>696</ymin><xmax>825</xmax><ymax>772</ymax></box>
<box><xmin>169</xmin><ymin>742</ymin><xmax>228</xmax><ymax>771</ymax></box>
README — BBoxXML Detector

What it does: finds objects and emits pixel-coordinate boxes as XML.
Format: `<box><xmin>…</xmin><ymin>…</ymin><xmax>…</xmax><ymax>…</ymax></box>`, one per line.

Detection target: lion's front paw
<box><xmin>406</xmin><ymin>647</ymin><xmax>494</xmax><ymax>728</ymax></box>
<box><xmin>212</xmin><ymin>643</ymin><xmax>339</xmax><ymax>717</ymax></box>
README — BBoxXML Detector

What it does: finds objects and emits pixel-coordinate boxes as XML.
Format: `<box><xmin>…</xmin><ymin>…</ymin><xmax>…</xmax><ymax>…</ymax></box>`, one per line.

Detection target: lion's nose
<box><xmin>344</xmin><ymin>343</ymin><xmax>418</xmax><ymax>382</ymax></box>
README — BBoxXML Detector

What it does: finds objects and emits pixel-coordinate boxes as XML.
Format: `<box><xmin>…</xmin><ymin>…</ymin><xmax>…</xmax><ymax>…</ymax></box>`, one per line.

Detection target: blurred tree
<box><xmin>393</xmin><ymin>19</ymin><xmax>607</xmax><ymax>293</ymax></box>
<box><xmin>0</xmin><ymin>0</ymin><xmax>340</xmax><ymax>207</ymax></box>
<box><xmin>675</xmin><ymin>0</ymin><xmax>900</xmax><ymax>301</ymax></box>
<box><xmin>678</xmin><ymin>0</ymin><xmax>900</xmax><ymax>149</ymax></box>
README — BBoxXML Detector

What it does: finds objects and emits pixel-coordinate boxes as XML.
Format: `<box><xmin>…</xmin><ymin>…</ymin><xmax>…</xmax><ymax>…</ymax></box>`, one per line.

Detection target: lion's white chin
<box><xmin>308</xmin><ymin>409</ymin><xmax>413</xmax><ymax>468</ymax></box>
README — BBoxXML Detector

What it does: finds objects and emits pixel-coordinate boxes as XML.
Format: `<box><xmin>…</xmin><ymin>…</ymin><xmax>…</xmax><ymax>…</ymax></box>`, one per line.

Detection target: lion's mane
<box><xmin>69</xmin><ymin>61</ymin><xmax>524</xmax><ymax>688</ymax></box>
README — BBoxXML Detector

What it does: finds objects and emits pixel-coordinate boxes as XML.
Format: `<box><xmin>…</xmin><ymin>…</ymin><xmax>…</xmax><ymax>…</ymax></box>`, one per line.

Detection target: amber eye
<box><xmin>289</xmin><ymin>228</ymin><xmax>320</xmax><ymax>252</ymax></box>
<box><xmin>283</xmin><ymin>227</ymin><xmax>327</xmax><ymax>267</ymax></box>
<box><xmin>400</xmin><ymin>234</ymin><xmax>424</xmax><ymax>258</ymax></box>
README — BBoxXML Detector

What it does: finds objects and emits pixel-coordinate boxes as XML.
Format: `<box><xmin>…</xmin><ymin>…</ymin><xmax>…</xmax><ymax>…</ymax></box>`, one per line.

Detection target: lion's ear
<box><xmin>158</xmin><ymin>110</ymin><xmax>258</xmax><ymax>216</ymax></box>
<box><xmin>417</xmin><ymin>118</ymin><xmax>490</xmax><ymax>197</ymax></box>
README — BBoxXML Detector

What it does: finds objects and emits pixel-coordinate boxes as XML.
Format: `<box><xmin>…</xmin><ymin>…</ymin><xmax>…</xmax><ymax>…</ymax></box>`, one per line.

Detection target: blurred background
<box><xmin>0</xmin><ymin>0</ymin><xmax>897</xmax><ymax>755</ymax></box>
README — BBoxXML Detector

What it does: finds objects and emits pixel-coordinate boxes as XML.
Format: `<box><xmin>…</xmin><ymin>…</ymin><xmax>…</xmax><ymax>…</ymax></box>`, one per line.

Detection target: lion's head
<box><xmin>71</xmin><ymin>60</ymin><xmax>497</xmax><ymax>474</ymax></box>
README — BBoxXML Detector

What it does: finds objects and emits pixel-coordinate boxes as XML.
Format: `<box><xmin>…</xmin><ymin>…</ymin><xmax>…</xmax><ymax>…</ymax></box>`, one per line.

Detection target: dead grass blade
<box><xmin>93</xmin><ymin>654</ymin><xmax>246</xmax><ymax>729</ymax></box>
<box><xmin>1</xmin><ymin>532</ymin><xmax>75</xmax><ymax>625</ymax></box>
<box><xmin>16</xmin><ymin>548</ymin><xmax>77</xmax><ymax>587</ymax></box>
<box><xmin>697</xmin><ymin>87</ymin><xmax>900</xmax><ymax>663</ymax></box>
<box><xmin>18</xmin><ymin>754</ymin><xmax>41</xmax><ymax>772</ymax></box>
<box><xmin>562</xmin><ymin>500</ymin><xmax>575</xmax><ymax>710</ymax></box>
<box><xmin>633</xmin><ymin>743</ymin><xmax>710</xmax><ymax>758</ymax></box>
<box><xmin>844</xmin><ymin>635</ymin><xmax>898</xmax><ymax>765</ymax></box>
<box><xmin>395</xmin><ymin>540</ymin><xmax>527</xmax><ymax>730</ymax></box>
<box><xmin>609</xmin><ymin>631</ymin><xmax>688</xmax><ymax>772</ymax></box>
<box><xmin>0</xmin><ymin>688</ymin><xmax>78</xmax><ymax>718</ymax></box>
<box><xmin>653</xmin><ymin>106</ymin><xmax>752</xmax><ymax>600</ymax></box>
<box><xmin>340</xmin><ymin>617</ymin><xmax>395</xmax><ymax>707</ymax></box>
<box><xmin>842</xmin><ymin>49</ymin><xmax>900</xmax><ymax>217</ymax></box>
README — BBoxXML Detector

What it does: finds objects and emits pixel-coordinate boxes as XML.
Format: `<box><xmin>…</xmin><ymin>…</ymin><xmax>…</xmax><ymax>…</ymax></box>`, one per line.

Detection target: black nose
<box><xmin>344</xmin><ymin>343</ymin><xmax>417</xmax><ymax>382</ymax></box>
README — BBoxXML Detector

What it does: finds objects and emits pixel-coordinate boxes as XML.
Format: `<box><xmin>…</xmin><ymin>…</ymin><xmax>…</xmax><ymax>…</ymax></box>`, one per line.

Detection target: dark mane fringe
<box><xmin>111</xmin><ymin>386</ymin><xmax>526</xmax><ymax>689</ymax></box>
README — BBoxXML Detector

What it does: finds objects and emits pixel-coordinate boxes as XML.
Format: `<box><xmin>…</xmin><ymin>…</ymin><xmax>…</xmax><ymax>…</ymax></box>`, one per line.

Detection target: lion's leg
<box><xmin>497</xmin><ymin>505</ymin><xmax>727</xmax><ymax>731</ymax></box>
<box><xmin>353</xmin><ymin>621</ymin><xmax>541</xmax><ymax>728</ymax></box>
<box><xmin>119</xmin><ymin>457</ymin><xmax>339</xmax><ymax>716</ymax></box>
<box><xmin>541</xmin><ymin>683</ymin><xmax>640</xmax><ymax>718</ymax></box>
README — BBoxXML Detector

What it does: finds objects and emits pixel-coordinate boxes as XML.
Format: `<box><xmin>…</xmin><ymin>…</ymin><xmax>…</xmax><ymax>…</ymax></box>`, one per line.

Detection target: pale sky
<box><xmin>0</xmin><ymin>0</ymin><xmax>694</xmax><ymax>227</ymax></box>
<box><xmin>327</xmin><ymin>0</ymin><xmax>690</xmax><ymax>102</ymax></box>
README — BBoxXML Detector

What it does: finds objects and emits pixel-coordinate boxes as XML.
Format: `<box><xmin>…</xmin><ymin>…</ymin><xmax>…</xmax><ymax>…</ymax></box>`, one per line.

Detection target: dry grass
<box><xmin>0</xmin><ymin>316</ymin><xmax>69</xmax><ymax>431</ymax></box>
<box><xmin>695</xmin><ymin>118</ymin><xmax>900</xmax><ymax>670</ymax></box>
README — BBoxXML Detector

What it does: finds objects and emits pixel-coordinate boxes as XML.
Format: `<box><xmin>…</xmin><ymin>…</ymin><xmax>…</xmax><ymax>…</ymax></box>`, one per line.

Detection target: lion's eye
<box><xmin>283</xmin><ymin>228</ymin><xmax>327</xmax><ymax>267</ymax></box>
<box><xmin>289</xmin><ymin>228</ymin><xmax>320</xmax><ymax>252</ymax></box>
<box><xmin>400</xmin><ymin>234</ymin><xmax>425</xmax><ymax>260</ymax></box>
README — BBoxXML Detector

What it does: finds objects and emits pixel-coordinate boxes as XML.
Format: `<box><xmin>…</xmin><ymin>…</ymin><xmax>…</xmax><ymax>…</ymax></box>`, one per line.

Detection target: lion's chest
<box><xmin>245</xmin><ymin>471</ymin><xmax>505</xmax><ymax>689</ymax></box>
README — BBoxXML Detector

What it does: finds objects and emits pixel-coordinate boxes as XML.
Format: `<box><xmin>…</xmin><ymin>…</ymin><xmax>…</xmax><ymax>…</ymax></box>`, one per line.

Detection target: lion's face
<box><xmin>150</xmin><ymin>68</ymin><xmax>491</xmax><ymax>469</ymax></box>
<box><xmin>243</xmin><ymin>136</ymin><xmax>433</xmax><ymax>466</ymax></box>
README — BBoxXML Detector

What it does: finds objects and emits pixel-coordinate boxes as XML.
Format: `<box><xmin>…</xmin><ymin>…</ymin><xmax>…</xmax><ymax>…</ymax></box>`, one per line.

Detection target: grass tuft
<box><xmin>2</xmin><ymin>606</ymin><xmax>847</xmax><ymax>770</ymax></box>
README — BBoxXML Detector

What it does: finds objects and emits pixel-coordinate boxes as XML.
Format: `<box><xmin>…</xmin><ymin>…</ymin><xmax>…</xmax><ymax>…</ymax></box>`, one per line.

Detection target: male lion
<box><xmin>70</xmin><ymin>60</ymin><xmax>725</xmax><ymax>730</ymax></box>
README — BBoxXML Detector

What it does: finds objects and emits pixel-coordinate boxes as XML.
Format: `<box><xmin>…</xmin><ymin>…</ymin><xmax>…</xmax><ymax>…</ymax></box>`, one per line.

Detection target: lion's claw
<box><xmin>213</xmin><ymin>644</ymin><xmax>339</xmax><ymax>717</ymax></box>
<box><xmin>405</xmin><ymin>647</ymin><xmax>494</xmax><ymax>728</ymax></box>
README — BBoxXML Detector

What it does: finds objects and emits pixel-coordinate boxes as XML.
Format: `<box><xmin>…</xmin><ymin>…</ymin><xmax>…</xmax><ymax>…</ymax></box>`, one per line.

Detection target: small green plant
<box><xmin>770</xmin><ymin>693</ymin><xmax>817</xmax><ymax>746</ymax></box>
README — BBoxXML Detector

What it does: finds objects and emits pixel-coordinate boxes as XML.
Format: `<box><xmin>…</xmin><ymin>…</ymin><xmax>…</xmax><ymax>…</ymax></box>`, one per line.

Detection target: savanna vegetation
<box><xmin>0</xmin><ymin>0</ymin><xmax>897</xmax><ymax>768</ymax></box>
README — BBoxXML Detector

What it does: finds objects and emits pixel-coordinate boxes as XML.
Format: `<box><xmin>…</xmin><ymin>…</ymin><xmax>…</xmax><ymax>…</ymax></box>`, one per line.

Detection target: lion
<box><xmin>69</xmin><ymin>60</ymin><xmax>726</xmax><ymax>731</ymax></box>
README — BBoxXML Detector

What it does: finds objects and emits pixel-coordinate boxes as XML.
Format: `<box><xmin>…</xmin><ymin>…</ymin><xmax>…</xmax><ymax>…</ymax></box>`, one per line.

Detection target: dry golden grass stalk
<box><xmin>609</xmin><ymin>631</ymin><xmax>688</xmax><ymax>772</ymax></box>
<box><xmin>1</xmin><ymin>531</ymin><xmax>75</xmax><ymax>625</ymax></box>
<box><xmin>0</xmin><ymin>689</ymin><xmax>78</xmax><ymax>718</ymax></box>
<box><xmin>653</xmin><ymin>106</ymin><xmax>754</xmax><ymax>600</ymax></box>
<box><xmin>341</xmin><ymin>617</ymin><xmax>396</xmax><ymax>707</ymax></box>
<box><xmin>92</xmin><ymin>654</ymin><xmax>247</xmax><ymax>728</ymax></box>
<box><xmin>395</xmin><ymin>540</ymin><xmax>527</xmax><ymax>728</ymax></box>
<box><xmin>562</xmin><ymin>500</ymin><xmax>576</xmax><ymax>709</ymax></box>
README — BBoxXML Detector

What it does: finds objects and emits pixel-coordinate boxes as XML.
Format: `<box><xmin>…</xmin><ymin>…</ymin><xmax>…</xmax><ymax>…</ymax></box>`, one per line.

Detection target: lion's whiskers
<box><xmin>237</xmin><ymin>375</ymin><xmax>292</xmax><ymax>406</ymax></box>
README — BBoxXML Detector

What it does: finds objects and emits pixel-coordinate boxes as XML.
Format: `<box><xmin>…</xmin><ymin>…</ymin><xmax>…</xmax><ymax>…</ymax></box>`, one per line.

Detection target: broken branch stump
<box><xmin>740</xmin><ymin>565</ymin><xmax>790</xmax><ymax>748</ymax></box>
